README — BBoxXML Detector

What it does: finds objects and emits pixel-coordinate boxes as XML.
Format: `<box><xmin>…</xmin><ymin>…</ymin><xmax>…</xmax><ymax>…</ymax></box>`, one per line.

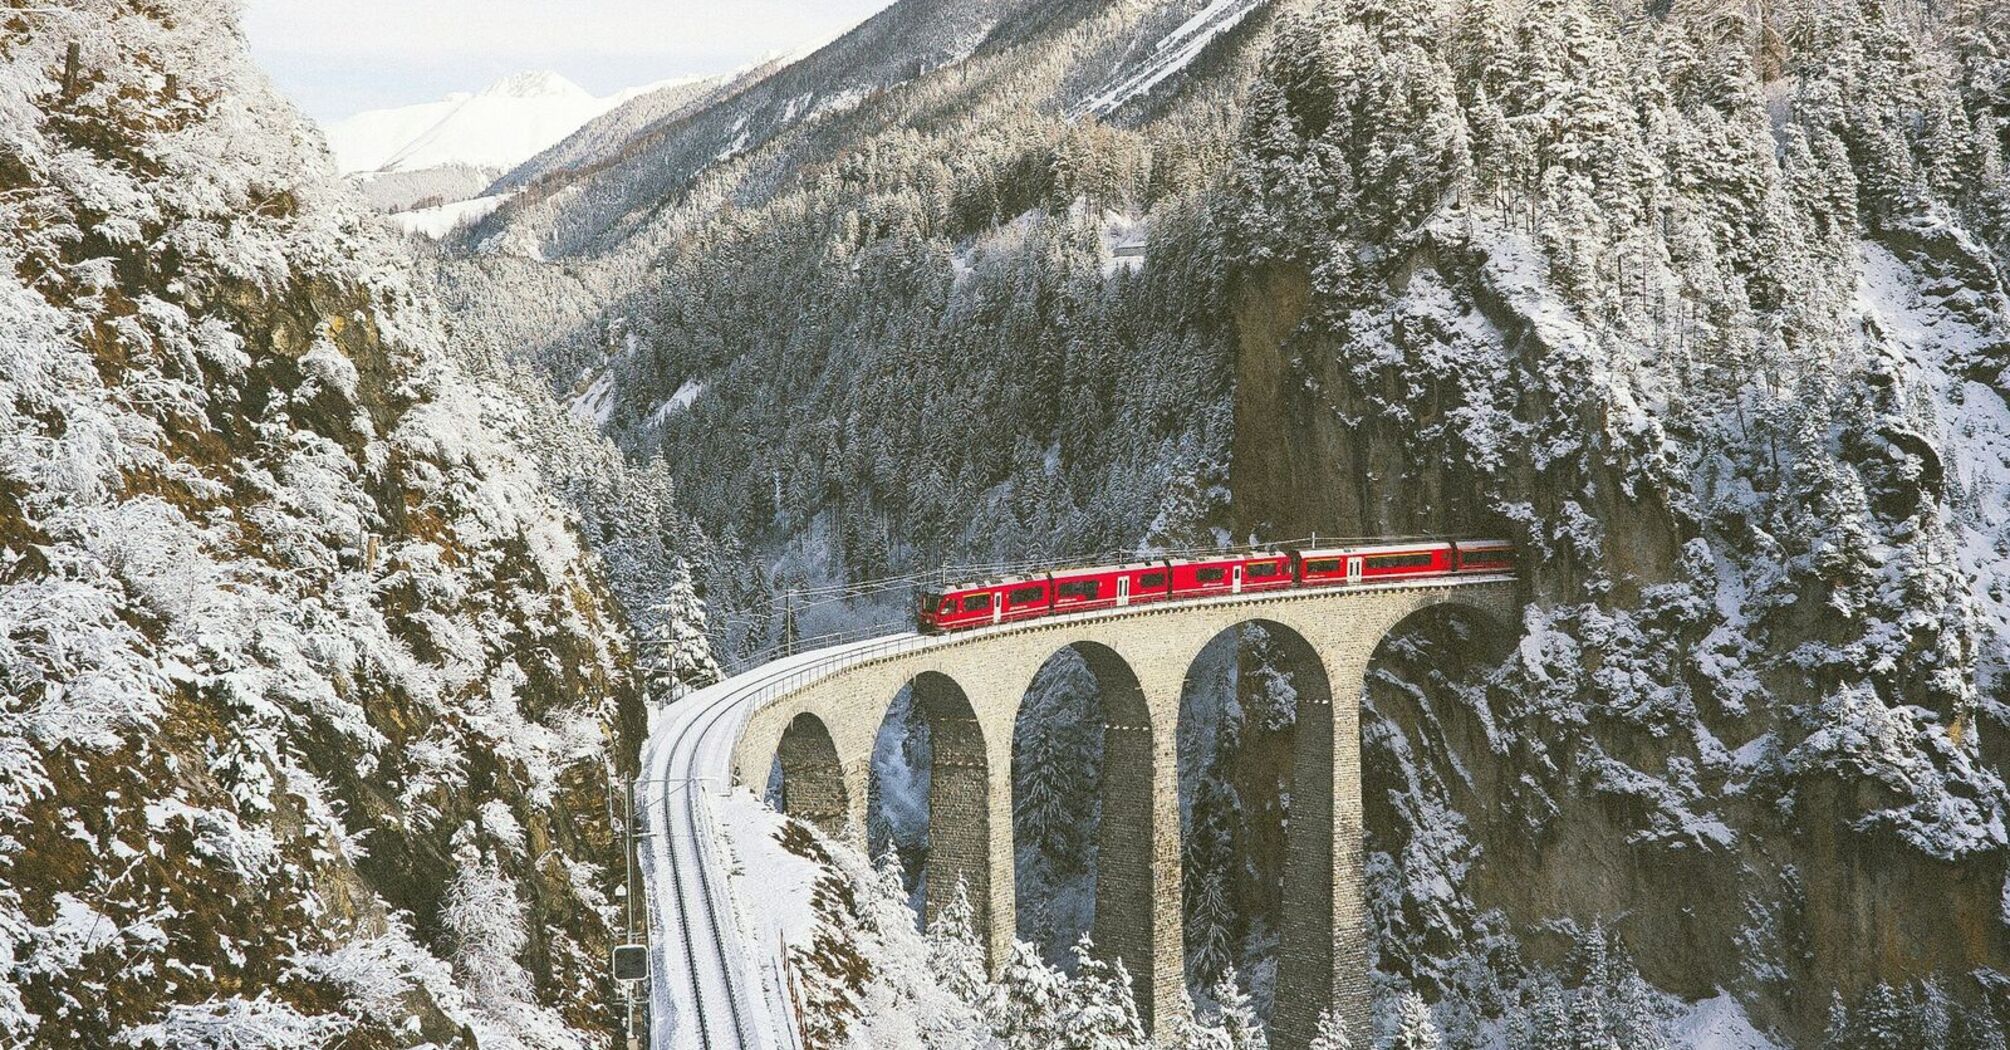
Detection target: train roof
<box><xmin>1295</xmin><ymin>541</ymin><xmax>1454</xmax><ymax>559</ymax></box>
<box><xmin>926</xmin><ymin>559</ymin><xmax>1163</xmax><ymax>594</ymax></box>
<box><xmin>1050</xmin><ymin>560</ymin><xmax>1166</xmax><ymax>578</ymax></box>
<box><xmin>1163</xmin><ymin>550</ymin><xmax>1291</xmax><ymax>565</ymax></box>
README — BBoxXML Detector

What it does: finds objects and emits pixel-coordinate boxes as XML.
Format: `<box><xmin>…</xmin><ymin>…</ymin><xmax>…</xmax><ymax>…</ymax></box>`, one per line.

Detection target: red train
<box><xmin>916</xmin><ymin>539</ymin><xmax>1514</xmax><ymax>634</ymax></box>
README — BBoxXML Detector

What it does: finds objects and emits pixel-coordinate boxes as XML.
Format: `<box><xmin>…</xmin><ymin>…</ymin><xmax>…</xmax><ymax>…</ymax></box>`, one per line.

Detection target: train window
<box><xmin>1009</xmin><ymin>586</ymin><xmax>1045</xmax><ymax>604</ymax></box>
<box><xmin>1305</xmin><ymin>558</ymin><xmax>1340</xmax><ymax>573</ymax></box>
<box><xmin>962</xmin><ymin>594</ymin><xmax>993</xmax><ymax>612</ymax></box>
<box><xmin>1366</xmin><ymin>553</ymin><xmax>1436</xmax><ymax>570</ymax></box>
<box><xmin>1196</xmin><ymin>568</ymin><xmax>1226</xmax><ymax>584</ymax></box>
<box><xmin>1139</xmin><ymin>572</ymin><xmax>1166</xmax><ymax>588</ymax></box>
<box><xmin>939</xmin><ymin>599</ymin><xmax>955</xmax><ymax>613</ymax></box>
<box><xmin>1057</xmin><ymin>580</ymin><xmax>1101</xmax><ymax>600</ymax></box>
<box><xmin>1248</xmin><ymin>562</ymin><xmax>1281</xmax><ymax>578</ymax></box>
<box><xmin>1464</xmin><ymin>549</ymin><xmax>1512</xmax><ymax>564</ymax></box>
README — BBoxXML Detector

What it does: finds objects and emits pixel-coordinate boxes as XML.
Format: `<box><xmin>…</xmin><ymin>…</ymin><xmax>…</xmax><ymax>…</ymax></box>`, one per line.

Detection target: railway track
<box><xmin>640</xmin><ymin>639</ymin><xmax>890</xmax><ymax>1049</ymax></box>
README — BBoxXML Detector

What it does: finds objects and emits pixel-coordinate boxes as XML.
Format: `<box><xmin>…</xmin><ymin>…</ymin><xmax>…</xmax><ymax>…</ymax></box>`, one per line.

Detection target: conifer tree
<box><xmin>640</xmin><ymin>557</ymin><xmax>720</xmax><ymax>701</ymax></box>
<box><xmin>927</xmin><ymin>880</ymin><xmax>991</xmax><ymax>1010</ymax></box>
<box><xmin>1064</xmin><ymin>936</ymin><xmax>1150</xmax><ymax>1050</ymax></box>
<box><xmin>993</xmin><ymin>940</ymin><xmax>1072</xmax><ymax>1049</ymax></box>
<box><xmin>1211</xmin><ymin>966</ymin><xmax>1266</xmax><ymax>1050</ymax></box>
<box><xmin>1307</xmin><ymin>1006</ymin><xmax>1352</xmax><ymax>1050</ymax></box>
<box><xmin>1392</xmin><ymin>991</ymin><xmax>1443</xmax><ymax>1050</ymax></box>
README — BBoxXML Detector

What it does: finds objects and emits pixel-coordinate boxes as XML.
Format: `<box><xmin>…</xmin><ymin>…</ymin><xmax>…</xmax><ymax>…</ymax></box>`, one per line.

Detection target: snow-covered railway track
<box><xmin>657</xmin><ymin>687</ymin><xmax>749</xmax><ymax>1048</ymax></box>
<box><xmin>641</xmin><ymin>638</ymin><xmax>892</xmax><ymax>1050</ymax></box>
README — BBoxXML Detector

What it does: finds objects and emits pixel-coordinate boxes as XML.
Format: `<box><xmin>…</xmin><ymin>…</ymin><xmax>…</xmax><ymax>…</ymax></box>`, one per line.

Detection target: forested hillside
<box><xmin>431</xmin><ymin>0</ymin><xmax>2010</xmax><ymax>1045</ymax></box>
<box><xmin>0</xmin><ymin>3</ymin><xmax>678</xmax><ymax>1044</ymax></box>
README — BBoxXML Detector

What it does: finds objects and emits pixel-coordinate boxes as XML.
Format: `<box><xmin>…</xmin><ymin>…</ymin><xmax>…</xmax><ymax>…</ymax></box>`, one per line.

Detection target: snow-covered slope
<box><xmin>1073</xmin><ymin>0</ymin><xmax>1271</xmax><ymax>117</ymax></box>
<box><xmin>494</xmin><ymin>72</ymin><xmax>735</xmax><ymax>193</ymax></box>
<box><xmin>0</xmin><ymin>4</ymin><xmax>660</xmax><ymax>1045</ymax></box>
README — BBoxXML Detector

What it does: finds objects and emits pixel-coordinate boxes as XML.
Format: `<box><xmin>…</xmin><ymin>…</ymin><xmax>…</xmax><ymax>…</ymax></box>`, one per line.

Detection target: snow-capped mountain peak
<box><xmin>477</xmin><ymin>69</ymin><xmax>592</xmax><ymax>101</ymax></box>
<box><xmin>324</xmin><ymin>70</ymin><xmax>641</xmax><ymax>176</ymax></box>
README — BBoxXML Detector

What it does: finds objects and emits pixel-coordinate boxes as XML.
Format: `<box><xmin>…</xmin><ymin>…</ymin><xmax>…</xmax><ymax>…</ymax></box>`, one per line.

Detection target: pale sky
<box><xmin>243</xmin><ymin>0</ymin><xmax>897</xmax><ymax>121</ymax></box>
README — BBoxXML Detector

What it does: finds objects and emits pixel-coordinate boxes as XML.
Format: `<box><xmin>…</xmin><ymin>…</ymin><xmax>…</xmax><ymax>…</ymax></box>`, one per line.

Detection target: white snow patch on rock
<box><xmin>388</xmin><ymin>193</ymin><xmax>512</xmax><ymax>240</ymax></box>
<box><xmin>1672</xmin><ymin>992</ymin><xmax>1780</xmax><ymax>1050</ymax></box>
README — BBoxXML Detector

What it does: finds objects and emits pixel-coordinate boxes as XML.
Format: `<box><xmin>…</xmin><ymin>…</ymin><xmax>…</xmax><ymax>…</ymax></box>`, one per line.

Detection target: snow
<box><xmin>1099</xmin><ymin>211</ymin><xmax>1148</xmax><ymax>276</ymax></box>
<box><xmin>568</xmin><ymin>369</ymin><xmax>619</xmax><ymax>428</ymax></box>
<box><xmin>387</xmin><ymin>192</ymin><xmax>512</xmax><ymax>239</ymax></box>
<box><xmin>1855</xmin><ymin>241</ymin><xmax>2010</xmax><ymax>696</ymax></box>
<box><xmin>648</xmin><ymin>380</ymin><xmax>707</xmax><ymax>425</ymax></box>
<box><xmin>1074</xmin><ymin>0</ymin><xmax>1269</xmax><ymax>117</ymax></box>
<box><xmin>1671</xmin><ymin>993</ymin><xmax>1780</xmax><ymax>1050</ymax></box>
<box><xmin>120</xmin><ymin>995</ymin><xmax>348</xmax><ymax>1049</ymax></box>
<box><xmin>717</xmin><ymin>792</ymin><xmax>822</xmax><ymax>948</ymax></box>
<box><xmin>324</xmin><ymin>71</ymin><xmax>640</xmax><ymax>176</ymax></box>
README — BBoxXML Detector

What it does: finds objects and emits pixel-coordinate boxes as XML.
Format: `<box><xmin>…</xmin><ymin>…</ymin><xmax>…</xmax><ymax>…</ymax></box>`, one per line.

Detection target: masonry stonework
<box><xmin>731</xmin><ymin>581</ymin><xmax>1517</xmax><ymax>1048</ymax></box>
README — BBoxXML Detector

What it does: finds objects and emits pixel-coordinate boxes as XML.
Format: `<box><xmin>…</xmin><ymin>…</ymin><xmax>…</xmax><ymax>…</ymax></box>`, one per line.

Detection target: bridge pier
<box><xmin>916</xmin><ymin>685</ymin><xmax>1007</xmax><ymax>965</ymax></box>
<box><xmin>1272</xmin><ymin>647</ymin><xmax>1369</xmax><ymax>1050</ymax></box>
<box><xmin>775</xmin><ymin>713</ymin><xmax>854</xmax><ymax>842</ymax></box>
<box><xmin>1092</xmin><ymin>683</ymin><xmax>1184</xmax><ymax>1040</ymax></box>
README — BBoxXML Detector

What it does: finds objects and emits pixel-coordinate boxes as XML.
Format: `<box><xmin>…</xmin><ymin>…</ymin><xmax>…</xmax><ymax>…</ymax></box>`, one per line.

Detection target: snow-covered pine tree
<box><xmin>1952</xmin><ymin>1004</ymin><xmax>2010</xmax><ymax>1050</ymax></box>
<box><xmin>1306</xmin><ymin>1006</ymin><xmax>1352</xmax><ymax>1050</ymax></box>
<box><xmin>1391</xmin><ymin>991</ymin><xmax>1443</xmax><ymax>1050</ymax></box>
<box><xmin>927</xmin><ymin>880</ymin><xmax>991</xmax><ymax>1010</ymax></box>
<box><xmin>1017</xmin><ymin>722</ymin><xmax>1077</xmax><ymax>862</ymax></box>
<box><xmin>1063</xmin><ymin>936</ymin><xmax>1150</xmax><ymax>1050</ymax></box>
<box><xmin>1187</xmin><ymin>864</ymin><xmax>1236</xmax><ymax>987</ymax></box>
<box><xmin>1211</xmin><ymin>966</ymin><xmax>1267</xmax><ymax>1050</ymax></box>
<box><xmin>1902</xmin><ymin>982</ymin><xmax>1953</xmax><ymax>1049</ymax></box>
<box><xmin>993</xmin><ymin>940</ymin><xmax>1073</xmax><ymax>1049</ymax></box>
<box><xmin>1506</xmin><ymin>982</ymin><xmax>1570</xmax><ymax>1050</ymax></box>
<box><xmin>1826</xmin><ymin>983</ymin><xmax>1909</xmax><ymax>1050</ymax></box>
<box><xmin>640</xmin><ymin>556</ymin><xmax>721</xmax><ymax>701</ymax></box>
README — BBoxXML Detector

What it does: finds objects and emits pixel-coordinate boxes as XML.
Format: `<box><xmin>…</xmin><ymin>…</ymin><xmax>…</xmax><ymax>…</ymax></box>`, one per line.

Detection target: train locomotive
<box><xmin>916</xmin><ymin>538</ymin><xmax>1514</xmax><ymax>634</ymax></box>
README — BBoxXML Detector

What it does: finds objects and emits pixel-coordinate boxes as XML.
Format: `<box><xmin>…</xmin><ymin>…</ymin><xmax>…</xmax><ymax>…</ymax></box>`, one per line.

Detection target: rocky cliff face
<box><xmin>0</xmin><ymin>3</ymin><xmax>641</xmax><ymax>1044</ymax></box>
<box><xmin>1223</xmin><ymin>0</ymin><xmax>2010</xmax><ymax>1041</ymax></box>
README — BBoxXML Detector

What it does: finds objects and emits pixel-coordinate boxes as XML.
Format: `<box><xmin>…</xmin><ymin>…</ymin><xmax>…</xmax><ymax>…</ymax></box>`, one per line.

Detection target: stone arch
<box><xmin>1009</xmin><ymin>641</ymin><xmax>1167</xmax><ymax>1020</ymax></box>
<box><xmin>1175</xmin><ymin>619</ymin><xmax>1334</xmax><ymax>1022</ymax></box>
<box><xmin>773</xmin><ymin>712</ymin><xmax>849</xmax><ymax>840</ymax></box>
<box><xmin>1359</xmin><ymin>601</ymin><xmax>1518</xmax><ymax>745</ymax></box>
<box><xmin>891</xmin><ymin>671</ymin><xmax>993</xmax><ymax>938</ymax></box>
<box><xmin>1269</xmin><ymin>590</ymin><xmax>1519</xmax><ymax>1050</ymax></box>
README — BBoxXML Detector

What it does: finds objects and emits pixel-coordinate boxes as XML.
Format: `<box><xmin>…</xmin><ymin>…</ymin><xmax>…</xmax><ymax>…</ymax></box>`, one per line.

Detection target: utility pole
<box><xmin>780</xmin><ymin>592</ymin><xmax>799</xmax><ymax>658</ymax></box>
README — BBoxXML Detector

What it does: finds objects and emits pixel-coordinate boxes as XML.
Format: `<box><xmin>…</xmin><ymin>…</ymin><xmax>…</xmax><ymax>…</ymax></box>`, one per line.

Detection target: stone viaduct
<box><xmin>728</xmin><ymin>578</ymin><xmax>1518</xmax><ymax>1048</ymax></box>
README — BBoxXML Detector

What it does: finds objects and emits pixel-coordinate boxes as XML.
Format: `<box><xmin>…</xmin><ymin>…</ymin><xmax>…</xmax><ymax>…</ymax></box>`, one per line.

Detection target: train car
<box><xmin>918</xmin><ymin>574</ymin><xmax>1051</xmax><ymax>634</ymax></box>
<box><xmin>1292</xmin><ymin>547</ymin><xmax>1353</xmax><ymax>587</ymax></box>
<box><xmin>1048</xmin><ymin>561</ymin><xmax>1174</xmax><ymax>615</ymax></box>
<box><xmin>1290</xmin><ymin>542</ymin><xmax>1454</xmax><ymax>587</ymax></box>
<box><xmin>1453</xmin><ymin>539</ymin><xmax>1515</xmax><ymax>573</ymax></box>
<box><xmin>1167</xmin><ymin>551</ymin><xmax>1294</xmax><ymax>601</ymax></box>
<box><xmin>919</xmin><ymin>539</ymin><xmax>1509</xmax><ymax>633</ymax></box>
